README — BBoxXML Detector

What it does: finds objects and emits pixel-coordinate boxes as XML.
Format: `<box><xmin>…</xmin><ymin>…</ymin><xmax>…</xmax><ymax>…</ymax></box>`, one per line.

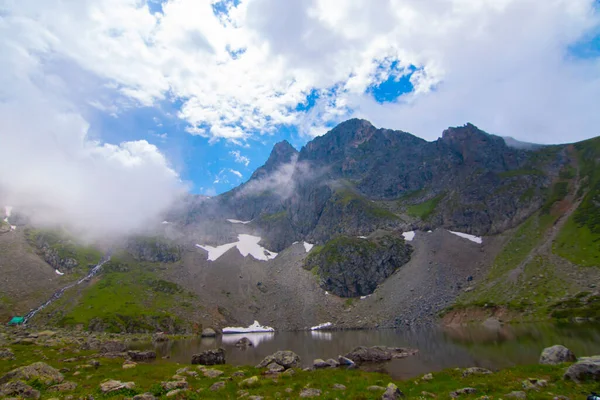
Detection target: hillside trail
<box><xmin>506</xmin><ymin>149</ymin><xmax>599</xmax><ymax>287</ymax></box>
<box><xmin>23</xmin><ymin>255</ymin><xmax>110</xmax><ymax>324</ymax></box>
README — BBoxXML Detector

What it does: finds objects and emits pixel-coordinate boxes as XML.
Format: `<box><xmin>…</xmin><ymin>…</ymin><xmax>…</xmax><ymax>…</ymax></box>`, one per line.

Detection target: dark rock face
<box><xmin>304</xmin><ymin>233</ymin><xmax>412</xmax><ymax>297</ymax></box>
<box><xmin>191</xmin><ymin>348</ymin><xmax>226</xmax><ymax>365</ymax></box>
<box><xmin>126</xmin><ymin>237</ymin><xmax>181</xmax><ymax>263</ymax></box>
<box><xmin>539</xmin><ymin>345</ymin><xmax>576</xmax><ymax>365</ymax></box>
<box><xmin>344</xmin><ymin>346</ymin><xmax>418</xmax><ymax>364</ymax></box>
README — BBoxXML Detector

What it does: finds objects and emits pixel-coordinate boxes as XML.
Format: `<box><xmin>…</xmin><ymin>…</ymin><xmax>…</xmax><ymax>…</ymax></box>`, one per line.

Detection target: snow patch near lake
<box><xmin>223</xmin><ymin>320</ymin><xmax>275</xmax><ymax>334</ymax></box>
<box><xmin>402</xmin><ymin>231</ymin><xmax>415</xmax><ymax>241</ymax></box>
<box><xmin>221</xmin><ymin>332</ymin><xmax>274</xmax><ymax>347</ymax></box>
<box><xmin>303</xmin><ymin>242</ymin><xmax>314</xmax><ymax>252</ymax></box>
<box><xmin>311</xmin><ymin>322</ymin><xmax>333</xmax><ymax>331</ymax></box>
<box><xmin>227</xmin><ymin>219</ymin><xmax>252</xmax><ymax>224</ymax></box>
<box><xmin>55</xmin><ymin>269</ymin><xmax>64</xmax><ymax>276</ymax></box>
<box><xmin>448</xmin><ymin>230</ymin><xmax>483</xmax><ymax>244</ymax></box>
<box><xmin>196</xmin><ymin>234</ymin><xmax>277</xmax><ymax>261</ymax></box>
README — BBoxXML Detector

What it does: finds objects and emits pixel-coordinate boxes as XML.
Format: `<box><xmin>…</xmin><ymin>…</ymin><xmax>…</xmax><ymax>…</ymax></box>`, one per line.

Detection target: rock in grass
<box><xmin>505</xmin><ymin>391</ymin><xmax>526</xmax><ymax>399</ymax></box>
<box><xmin>368</xmin><ymin>385</ymin><xmax>386</xmax><ymax>391</ymax></box>
<box><xmin>313</xmin><ymin>359</ymin><xmax>330</xmax><ymax>369</ymax></box>
<box><xmin>133</xmin><ymin>393</ymin><xmax>157</xmax><ymax>400</ymax></box>
<box><xmin>539</xmin><ymin>345</ymin><xmax>576</xmax><ymax>365</ymax></box>
<box><xmin>122</xmin><ymin>360</ymin><xmax>137</xmax><ymax>369</ymax></box>
<box><xmin>326</xmin><ymin>358</ymin><xmax>340</xmax><ymax>367</ymax></box>
<box><xmin>382</xmin><ymin>383</ymin><xmax>404</xmax><ymax>399</ymax></box>
<box><xmin>191</xmin><ymin>348</ymin><xmax>226</xmax><ymax>365</ymax></box>
<box><xmin>564</xmin><ymin>356</ymin><xmax>600</xmax><ymax>382</ymax></box>
<box><xmin>239</xmin><ymin>376</ymin><xmax>259</xmax><ymax>388</ymax></box>
<box><xmin>267</xmin><ymin>362</ymin><xmax>285</xmax><ymax>373</ymax></box>
<box><xmin>422</xmin><ymin>373</ymin><xmax>434</xmax><ymax>381</ymax></box>
<box><xmin>450</xmin><ymin>387</ymin><xmax>477</xmax><ymax>397</ymax></box>
<box><xmin>166</xmin><ymin>388</ymin><xmax>187</xmax><ymax>398</ymax></box>
<box><xmin>100</xmin><ymin>341</ymin><xmax>127</xmax><ymax>353</ymax></box>
<box><xmin>203</xmin><ymin>369</ymin><xmax>224</xmax><ymax>378</ymax></box>
<box><xmin>256</xmin><ymin>350</ymin><xmax>300</xmax><ymax>369</ymax></box>
<box><xmin>462</xmin><ymin>367</ymin><xmax>492</xmax><ymax>377</ymax></box>
<box><xmin>300</xmin><ymin>388</ymin><xmax>322</xmax><ymax>397</ymax></box>
<box><xmin>0</xmin><ymin>362</ymin><xmax>64</xmax><ymax>385</ymax></box>
<box><xmin>0</xmin><ymin>348</ymin><xmax>14</xmax><ymax>360</ymax></box>
<box><xmin>521</xmin><ymin>378</ymin><xmax>547</xmax><ymax>390</ymax></box>
<box><xmin>162</xmin><ymin>380</ymin><xmax>188</xmax><ymax>391</ymax></box>
<box><xmin>99</xmin><ymin>380</ymin><xmax>135</xmax><ymax>393</ymax></box>
<box><xmin>338</xmin><ymin>355</ymin><xmax>356</xmax><ymax>367</ymax></box>
<box><xmin>0</xmin><ymin>381</ymin><xmax>40</xmax><ymax>399</ymax></box>
<box><xmin>210</xmin><ymin>381</ymin><xmax>226</xmax><ymax>391</ymax></box>
<box><xmin>332</xmin><ymin>383</ymin><xmax>346</xmax><ymax>390</ymax></box>
<box><xmin>48</xmin><ymin>381</ymin><xmax>77</xmax><ymax>392</ymax></box>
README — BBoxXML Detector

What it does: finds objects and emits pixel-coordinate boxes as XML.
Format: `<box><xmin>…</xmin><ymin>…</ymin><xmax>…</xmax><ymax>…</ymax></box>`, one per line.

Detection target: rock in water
<box><xmin>539</xmin><ymin>345</ymin><xmax>576</xmax><ymax>365</ymax></box>
<box><xmin>313</xmin><ymin>359</ymin><xmax>330</xmax><ymax>369</ymax></box>
<box><xmin>256</xmin><ymin>351</ymin><xmax>301</xmax><ymax>369</ymax></box>
<box><xmin>564</xmin><ymin>356</ymin><xmax>600</xmax><ymax>382</ymax></box>
<box><xmin>382</xmin><ymin>383</ymin><xmax>404</xmax><ymax>399</ymax></box>
<box><xmin>235</xmin><ymin>337</ymin><xmax>253</xmax><ymax>349</ymax></box>
<box><xmin>0</xmin><ymin>362</ymin><xmax>64</xmax><ymax>385</ymax></box>
<box><xmin>128</xmin><ymin>350</ymin><xmax>157</xmax><ymax>362</ymax></box>
<box><xmin>201</xmin><ymin>328</ymin><xmax>217</xmax><ymax>337</ymax></box>
<box><xmin>344</xmin><ymin>346</ymin><xmax>418</xmax><ymax>364</ymax></box>
<box><xmin>191</xmin><ymin>348</ymin><xmax>226</xmax><ymax>365</ymax></box>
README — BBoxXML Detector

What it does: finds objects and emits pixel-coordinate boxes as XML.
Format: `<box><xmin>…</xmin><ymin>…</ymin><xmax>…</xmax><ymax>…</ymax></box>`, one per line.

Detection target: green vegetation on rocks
<box><xmin>407</xmin><ymin>194</ymin><xmax>445</xmax><ymax>220</ymax></box>
<box><xmin>304</xmin><ymin>233</ymin><xmax>412</xmax><ymax>297</ymax></box>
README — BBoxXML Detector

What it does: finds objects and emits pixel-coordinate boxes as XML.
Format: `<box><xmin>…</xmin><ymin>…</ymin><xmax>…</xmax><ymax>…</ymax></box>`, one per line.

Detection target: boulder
<box><xmin>326</xmin><ymin>358</ymin><xmax>340</xmax><ymax>368</ymax></box>
<box><xmin>462</xmin><ymin>367</ymin><xmax>492</xmax><ymax>377</ymax></box>
<box><xmin>0</xmin><ymin>348</ymin><xmax>14</xmax><ymax>360</ymax></box>
<box><xmin>239</xmin><ymin>376</ymin><xmax>259</xmax><ymax>388</ymax></box>
<box><xmin>300</xmin><ymin>388</ymin><xmax>322</xmax><ymax>397</ymax></box>
<box><xmin>48</xmin><ymin>381</ymin><xmax>77</xmax><ymax>392</ymax></box>
<box><xmin>539</xmin><ymin>345</ymin><xmax>576</xmax><ymax>365</ymax></box>
<box><xmin>0</xmin><ymin>362</ymin><xmax>64</xmax><ymax>385</ymax></box>
<box><xmin>505</xmin><ymin>391</ymin><xmax>526</xmax><ymax>399</ymax></box>
<box><xmin>122</xmin><ymin>360</ymin><xmax>137</xmax><ymax>369</ymax></box>
<box><xmin>344</xmin><ymin>346</ymin><xmax>418</xmax><ymax>364</ymax></box>
<box><xmin>100</xmin><ymin>341</ymin><xmax>127</xmax><ymax>353</ymax></box>
<box><xmin>333</xmin><ymin>383</ymin><xmax>347</xmax><ymax>390</ymax></box>
<box><xmin>256</xmin><ymin>350</ymin><xmax>300</xmax><ymax>370</ymax></box>
<box><xmin>338</xmin><ymin>355</ymin><xmax>355</xmax><ymax>367</ymax></box>
<box><xmin>201</xmin><ymin>328</ymin><xmax>217</xmax><ymax>338</ymax></box>
<box><xmin>153</xmin><ymin>333</ymin><xmax>170</xmax><ymax>342</ymax></box>
<box><xmin>450</xmin><ymin>388</ymin><xmax>477</xmax><ymax>398</ymax></box>
<box><xmin>267</xmin><ymin>362</ymin><xmax>285</xmax><ymax>373</ymax></box>
<box><xmin>203</xmin><ymin>369</ymin><xmax>224</xmax><ymax>378</ymax></box>
<box><xmin>191</xmin><ymin>348</ymin><xmax>226</xmax><ymax>365</ymax></box>
<box><xmin>162</xmin><ymin>380</ymin><xmax>188</xmax><ymax>391</ymax></box>
<box><xmin>133</xmin><ymin>393</ymin><xmax>157</xmax><ymax>400</ymax></box>
<box><xmin>99</xmin><ymin>380</ymin><xmax>135</xmax><ymax>393</ymax></box>
<box><xmin>128</xmin><ymin>350</ymin><xmax>157</xmax><ymax>362</ymax></box>
<box><xmin>382</xmin><ymin>383</ymin><xmax>404</xmax><ymax>399</ymax></box>
<box><xmin>313</xmin><ymin>359</ymin><xmax>330</xmax><ymax>369</ymax></box>
<box><xmin>0</xmin><ymin>381</ymin><xmax>40</xmax><ymax>399</ymax></box>
<box><xmin>564</xmin><ymin>356</ymin><xmax>600</xmax><ymax>382</ymax></box>
<box><xmin>210</xmin><ymin>381</ymin><xmax>226</xmax><ymax>391</ymax></box>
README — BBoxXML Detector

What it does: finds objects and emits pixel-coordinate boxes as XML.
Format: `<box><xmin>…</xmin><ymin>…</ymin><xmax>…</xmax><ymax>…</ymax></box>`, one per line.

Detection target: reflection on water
<box><xmin>149</xmin><ymin>323</ymin><xmax>600</xmax><ymax>380</ymax></box>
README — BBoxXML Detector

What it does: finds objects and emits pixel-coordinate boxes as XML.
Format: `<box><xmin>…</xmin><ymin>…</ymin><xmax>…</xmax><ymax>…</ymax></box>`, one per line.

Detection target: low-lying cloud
<box><xmin>0</xmin><ymin>38</ymin><xmax>185</xmax><ymax>242</ymax></box>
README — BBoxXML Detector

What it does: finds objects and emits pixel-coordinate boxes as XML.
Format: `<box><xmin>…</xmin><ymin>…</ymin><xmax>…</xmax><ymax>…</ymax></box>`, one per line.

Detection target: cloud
<box><xmin>229</xmin><ymin>169</ymin><xmax>243</xmax><ymax>178</ymax></box>
<box><xmin>0</xmin><ymin>17</ymin><xmax>186</xmax><ymax>242</ymax></box>
<box><xmin>230</xmin><ymin>150</ymin><xmax>250</xmax><ymax>166</ymax></box>
<box><xmin>2</xmin><ymin>0</ymin><xmax>600</xmax><ymax>149</ymax></box>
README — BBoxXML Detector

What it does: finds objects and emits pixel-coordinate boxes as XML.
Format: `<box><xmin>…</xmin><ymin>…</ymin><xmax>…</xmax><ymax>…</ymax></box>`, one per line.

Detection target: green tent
<box><xmin>8</xmin><ymin>316</ymin><xmax>24</xmax><ymax>325</ymax></box>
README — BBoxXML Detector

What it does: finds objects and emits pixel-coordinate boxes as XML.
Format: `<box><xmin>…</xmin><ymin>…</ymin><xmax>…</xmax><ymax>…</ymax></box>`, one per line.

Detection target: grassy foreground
<box><xmin>1</xmin><ymin>331</ymin><xmax>599</xmax><ymax>399</ymax></box>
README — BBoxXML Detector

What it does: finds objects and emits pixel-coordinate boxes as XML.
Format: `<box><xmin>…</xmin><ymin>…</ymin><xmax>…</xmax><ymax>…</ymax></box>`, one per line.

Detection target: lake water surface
<box><xmin>149</xmin><ymin>323</ymin><xmax>600</xmax><ymax>380</ymax></box>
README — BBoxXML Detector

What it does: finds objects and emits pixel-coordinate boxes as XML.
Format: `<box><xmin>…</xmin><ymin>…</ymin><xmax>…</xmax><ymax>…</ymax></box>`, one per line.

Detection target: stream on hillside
<box><xmin>141</xmin><ymin>322</ymin><xmax>600</xmax><ymax>380</ymax></box>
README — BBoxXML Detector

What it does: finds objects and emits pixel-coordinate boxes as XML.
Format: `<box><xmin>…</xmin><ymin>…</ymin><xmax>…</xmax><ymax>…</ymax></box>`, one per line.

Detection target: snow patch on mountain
<box><xmin>227</xmin><ymin>219</ymin><xmax>252</xmax><ymax>224</ymax></box>
<box><xmin>402</xmin><ymin>231</ymin><xmax>415</xmax><ymax>241</ymax></box>
<box><xmin>55</xmin><ymin>269</ymin><xmax>64</xmax><ymax>276</ymax></box>
<box><xmin>448</xmin><ymin>230</ymin><xmax>483</xmax><ymax>244</ymax></box>
<box><xmin>311</xmin><ymin>322</ymin><xmax>333</xmax><ymax>331</ymax></box>
<box><xmin>303</xmin><ymin>242</ymin><xmax>314</xmax><ymax>252</ymax></box>
<box><xmin>196</xmin><ymin>234</ymin><xmax>278</xmax><ymax>261</ymax></box>
<box><xmin>223</xmin><ymin>320</ymin><xmax>275</xmax><ymax>333</ymax></box>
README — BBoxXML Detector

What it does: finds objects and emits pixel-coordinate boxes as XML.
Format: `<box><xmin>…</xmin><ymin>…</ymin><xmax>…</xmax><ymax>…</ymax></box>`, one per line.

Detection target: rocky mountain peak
<box><xmin>249</xmin><ymin>140</ymin><xmax>298</xmax><ymax>181</ymax></box>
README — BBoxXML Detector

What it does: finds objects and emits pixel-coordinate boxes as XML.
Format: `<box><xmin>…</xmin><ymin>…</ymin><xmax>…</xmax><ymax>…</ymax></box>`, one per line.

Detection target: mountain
<box><xmin>1</xmin><ymin>119</ymin><xmax>598</xmax><ymax>332</ymax></box>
